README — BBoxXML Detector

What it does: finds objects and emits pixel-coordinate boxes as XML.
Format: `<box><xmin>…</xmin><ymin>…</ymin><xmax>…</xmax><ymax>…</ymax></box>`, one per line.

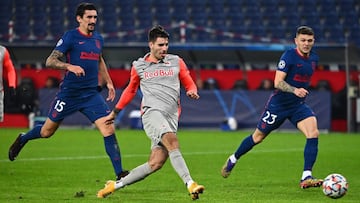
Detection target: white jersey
<box><xmin>133</xmin><ymin>54</ymin><xmax>181</xmax><ymax>116</ymax></box>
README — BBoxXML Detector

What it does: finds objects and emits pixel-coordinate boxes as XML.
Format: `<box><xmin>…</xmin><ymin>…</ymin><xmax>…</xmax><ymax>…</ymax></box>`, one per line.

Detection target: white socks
<box><xmin>301</xmin><ymin>170</ymin><xmax>312</xmax><ymax>180</ymax></box>
<box><xmin>229</xmin><ymin>154</ymin><xmax>237</xmax><ymax>163</ymax></box>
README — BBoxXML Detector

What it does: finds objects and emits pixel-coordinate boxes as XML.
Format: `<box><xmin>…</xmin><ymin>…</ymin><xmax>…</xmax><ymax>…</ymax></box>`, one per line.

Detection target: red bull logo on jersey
<box><xmin>144</xmin><ymin>69</ymin><xmax>174</xmax><ymax>79</ymax></box>
<box><xmin>80</xmin><ymin>52</ymin><xmax>99</xmax><ymax>60</ymax></box>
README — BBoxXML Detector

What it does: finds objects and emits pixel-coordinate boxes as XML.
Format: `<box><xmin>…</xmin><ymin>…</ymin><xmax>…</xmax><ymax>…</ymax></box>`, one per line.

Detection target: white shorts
<box><xmin>141</xmin><ymin>108</ymin><xmax>178</xmax><ymax>149</ymax></box>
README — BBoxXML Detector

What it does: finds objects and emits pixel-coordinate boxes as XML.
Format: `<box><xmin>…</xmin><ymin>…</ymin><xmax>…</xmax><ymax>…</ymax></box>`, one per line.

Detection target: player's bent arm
<box><xmin>98</xmin><ymin>55</ymin><xmax>115</xmax><ymax>101</ymax></box>
<box><xmin>45</xmin><ymin>50</ymin><xmax>70</xmax><ymax>70</ymax></box>
<box><xmin>3</xmin><ymin>48</ymin><xmax>17</xmax><ymax>88</ymax></box>
<box><xmin>98</xmin><ymin>55</ymin><xmax>114</xmax><ymax>87</ymax></box>
<box><xmin>178</xmin><ymin>59</ymin><xmax>199</xmax><ymax>99</ymax></box>
<box><xmin>178</xmin><ymin>58</ymin><xmax>197</xmax><ymax>92</ymax></box>
<box><xmin>112</xmin><ymin>87</ymin><xmax>137</xmax><ymax>116</ymax></box>
<box><xmin>113</xmin><ymin>67</ymin><xmax>140</xmax><ymax>113</ymax></box>
<box><xmin>46</xmin><ymin>50</ymin><xmax>85</xmax><ymax>76</ymax></box>
<box><xmin>274</xmin><ymin>70</ymin><xmax>295</xmax><ymax>93</ymax></box>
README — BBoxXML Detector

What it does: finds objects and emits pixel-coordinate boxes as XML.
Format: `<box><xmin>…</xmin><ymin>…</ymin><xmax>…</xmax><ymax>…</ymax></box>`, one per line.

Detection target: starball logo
<box><xmin>144</xmin><ymin>69</ymin><xmax>174</xmax><ymax>79</ymax></box>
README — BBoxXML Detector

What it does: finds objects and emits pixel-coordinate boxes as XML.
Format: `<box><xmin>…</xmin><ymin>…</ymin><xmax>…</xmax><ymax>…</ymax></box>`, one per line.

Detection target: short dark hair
<box><xmin>76</xmin><ymin>2</ymin><xmax>97</xmax><ymax>18</ymax></box>
<box><xmin>296</xmin><ymin>26</ymin><xmax>314</xmax><ymax>36</ymax></box>
<box><xmin>148</xmin><ymin>25</ymin><xmax>170</xmax><ymax>42</ymax></box>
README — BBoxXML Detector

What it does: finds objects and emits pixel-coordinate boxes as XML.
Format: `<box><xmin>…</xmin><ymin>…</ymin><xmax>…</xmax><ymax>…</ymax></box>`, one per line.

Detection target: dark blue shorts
<box><xmin>256</xmin><ymin>102</ymin><xmax>315</xmax><ymax>135</ymax></box>
<box><xmin>47</xmin><ymin>91</ymin><xmax>110</xmax><ymax>123</ymax></box>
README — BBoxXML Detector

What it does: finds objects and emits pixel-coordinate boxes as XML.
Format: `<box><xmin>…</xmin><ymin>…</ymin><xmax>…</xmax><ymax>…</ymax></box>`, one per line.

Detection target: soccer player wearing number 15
<box><xmin>221</xmin><ymin>26</ymin><xmax>323</xmax><ymax>189</ymax></box>
<box><xmin>8</xmin><ymin>3</ymin><xmax>128</xmax><ymax>181</ymax></box>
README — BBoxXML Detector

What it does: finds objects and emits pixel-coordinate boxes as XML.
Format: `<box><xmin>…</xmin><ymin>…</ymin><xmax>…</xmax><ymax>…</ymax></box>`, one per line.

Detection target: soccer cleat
<box><xmin>97</xmin><ymin>180</ymin><xmax>116</xmax><ymax>198</ymax></box>
<box><xmin>188</xmin><ymin>182</ymin><xmax>205</xmax><ymax>200</ymax></box>
<box><xmin>116</xmin><ymin>170</ymin><xmax>129</xmax><ymax>180</ymax></box>
<box><xmin>300</xmin><ymin>176</ymin><xmax>323</xmax><ymax>189</ymax></box>
<box><xmin>8</xmin><ymin>133</ymin><xmax>27</xmax><ymax>161</ymax></box>
<box><xmin>221</xmin><ymin>157</ymin><xmax>236</xmax><ymax>178</ymax></box>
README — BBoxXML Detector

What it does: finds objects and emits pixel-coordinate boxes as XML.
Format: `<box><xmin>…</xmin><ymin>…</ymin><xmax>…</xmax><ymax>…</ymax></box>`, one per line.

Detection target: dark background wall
<box><xmin>6</xmin><ymin>43</ymin><xmax>360</xmax><ymax>70</ymax></box>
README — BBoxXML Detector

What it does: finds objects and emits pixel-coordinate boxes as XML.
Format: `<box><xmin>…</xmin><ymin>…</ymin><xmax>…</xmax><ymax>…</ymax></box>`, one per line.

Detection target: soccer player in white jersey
<box><xmin>0</xmin><ymin>45</ymin><xmax>17</xmax><ymax>122</ymax></box>
<box><xmin>97</xmin><ymin>25</ymin><xmax>205</xmax><ymax>200</ymax></box>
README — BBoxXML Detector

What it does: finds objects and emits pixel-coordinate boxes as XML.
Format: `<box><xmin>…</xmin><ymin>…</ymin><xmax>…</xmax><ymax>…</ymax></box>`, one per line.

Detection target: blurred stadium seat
<box><xmin>0</xmin><ymin>0</ymin><xmax>13</xmax><ymax>41</ymax></box>
<box><xmin>153</xmin><ymin>0</ymin><xmax>171</xmax><ymax>26</ymax></box>
<box><xmin>0</xmin><ymin>0</ymin><xmax>357</xmax><ymax>47</ymax></box>
<box><xmin>48</xmin><ymin>1</ymin><xmax>65</xmax><ymax>40</ymax></box>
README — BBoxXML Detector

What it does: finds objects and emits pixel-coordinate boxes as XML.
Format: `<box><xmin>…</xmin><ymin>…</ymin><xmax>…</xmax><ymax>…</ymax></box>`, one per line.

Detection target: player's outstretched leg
<box><xmin>8</xmin><ymin>133</ymin><xmax>27</xmax><ymax>161</ymax></box>
<box><xmin>300</xmin><ymin>176</ymin><xmax>323</xmax><ymax>189</ymax></box>
<box><xmin>221</xmin><ymin>156</ymin><xmax>236</xmax><ymax>178</ymax></box>
<box><xmin>187</xmin><ymin>182</ymin><xmax>205</xmax><ymax>200</ymax></box>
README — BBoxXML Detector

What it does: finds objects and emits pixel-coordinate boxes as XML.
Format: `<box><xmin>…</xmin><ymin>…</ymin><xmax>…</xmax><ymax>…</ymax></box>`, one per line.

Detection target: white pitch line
<box><xmin>0</xmin><ymin>148</ymin><xmax>302</xmax><ymax>162</ymax></box>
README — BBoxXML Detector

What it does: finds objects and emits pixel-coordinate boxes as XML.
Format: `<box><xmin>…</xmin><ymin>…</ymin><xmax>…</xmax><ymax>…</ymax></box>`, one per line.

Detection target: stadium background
<box><xmin>0</xmin><ymin>0</ymin><xmax>359</xmax><ymax>132</ymax></box>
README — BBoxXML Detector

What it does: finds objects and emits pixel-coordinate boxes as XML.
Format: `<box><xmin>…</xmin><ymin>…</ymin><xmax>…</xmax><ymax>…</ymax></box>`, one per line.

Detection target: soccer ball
<box><xmin>322</xmin><ymin>173</ymin><xmax>348</xmax><ymax>199</ymax></box>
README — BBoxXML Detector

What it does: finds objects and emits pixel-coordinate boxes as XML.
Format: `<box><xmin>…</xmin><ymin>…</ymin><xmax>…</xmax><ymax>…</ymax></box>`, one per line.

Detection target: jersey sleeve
<box><xmin>178</xmin><ymin>58</ymin><xmax>197</xmax><ymax>92</ymax></box>
<box><xmin>54</xmin><ymin>31</ymin><xmax>71</xmax><ymax>54</ymax></box>
<box><xmin>115</xmin><ymin>67</ymin><xmax>140</xmax><ymax>110</ymax></box>
<box><xmin>3</xmin><ymin>48</ymin><xmax>16</xmax><ymax>87</ymax></box>
<box><xmin>276</xmin><ymin>50</ymin><xmax>291</xmax><ymax>74</ymax></box>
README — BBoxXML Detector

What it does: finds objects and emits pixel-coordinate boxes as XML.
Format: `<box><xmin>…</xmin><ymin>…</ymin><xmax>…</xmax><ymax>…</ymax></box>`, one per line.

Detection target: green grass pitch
<box><xmin>0</xmin><ymin>128</ymin><xmax>359</xmax><ymax>202</ymax></box>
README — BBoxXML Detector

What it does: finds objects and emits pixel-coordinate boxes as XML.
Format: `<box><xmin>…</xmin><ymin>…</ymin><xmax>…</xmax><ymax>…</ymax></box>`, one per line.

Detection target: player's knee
<box><xmin>148</xmin><ymin>154</ymin><xmax>167</xmax><ymax>171</ymax></box>
<box><xmin>309</xmin><ymin>129</ymin><xmax>320</xmax><ymax>138</ymax></box>
<box><xmin>253</xmin><ymin>130</ymin><xmax>266</xmax><ymax>143</ymax></box>
<box><xmin>148</xmin><ymin>161</ymin><xmax>164</xmax><ymax>171</ymax></box>
<box><xmin>98</xmin><ymin>125</ymin><xmax>115</xmax><ymax>136</ymax></box>
<box><xmin>40</xmin><ymin>130</ymin><xmax>55</xmax><ymax>138</ymax></box>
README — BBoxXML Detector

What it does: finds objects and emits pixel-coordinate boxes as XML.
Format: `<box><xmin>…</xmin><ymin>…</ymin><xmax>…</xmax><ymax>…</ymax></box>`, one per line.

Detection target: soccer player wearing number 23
<box><xmin>222</xmin><ymin>26</ymin><xmax>323</xmax><ymax>189</ymax></box>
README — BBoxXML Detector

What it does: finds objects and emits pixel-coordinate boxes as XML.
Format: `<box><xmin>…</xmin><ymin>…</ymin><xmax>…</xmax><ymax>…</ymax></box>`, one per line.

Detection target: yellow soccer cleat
<box><xmin>300</xmin><ymin>176</ymin><xmax>323</xmax><ymax>189</ymax></box>
<box><xmin>188</xmin><ymin>182</ymin><xmax>205</xmax><ymax>200</ymax></box>
<box><xmin>97</xmin><ymin>180</ymin><xmax>115</xmax><ymax>198</ymax></box>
